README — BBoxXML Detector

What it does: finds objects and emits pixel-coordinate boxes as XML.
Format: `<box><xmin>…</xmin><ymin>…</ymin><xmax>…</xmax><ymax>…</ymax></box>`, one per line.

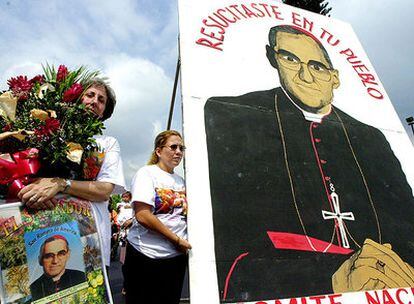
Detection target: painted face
<box><xmin>274</xmin><ymin>31</ymin><xmax>340</xmax><ymax>114</ymax></box>
<box><xmin>81</xmin><ymin>85</ymin><xmax>107</xmax><ymax>118</ymax></box>
<box><xmin>156</xmin><ymin>135</ymin><xmax>184</xmax><ymax>173</ymax></box>
<box><xmin>41</xmin><ymin>239</ymin><xmax>70</xmax><ymax>278</ymax></box>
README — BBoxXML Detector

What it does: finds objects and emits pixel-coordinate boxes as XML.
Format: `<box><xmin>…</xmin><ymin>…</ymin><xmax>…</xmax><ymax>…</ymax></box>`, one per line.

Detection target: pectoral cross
<box><xmin>322</xmin><ymin>192</ymin><xmax>355</xmax><ymax>249</ymax></box>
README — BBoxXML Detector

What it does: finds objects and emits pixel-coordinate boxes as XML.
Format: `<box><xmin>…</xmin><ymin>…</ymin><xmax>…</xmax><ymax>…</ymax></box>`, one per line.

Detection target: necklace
<box><xmin>274</xmin><ymin>94</ymin><xmax>382</xmax><ymax>250</ymax></box>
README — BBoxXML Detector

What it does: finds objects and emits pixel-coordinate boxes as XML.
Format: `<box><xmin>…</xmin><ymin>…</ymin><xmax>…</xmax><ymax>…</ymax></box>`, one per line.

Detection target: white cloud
<box><xmin>0</xmin><ymin>1</ymin><xmax>181</xmax><ymax>184</ymax></box>
<box><xmin>102</xmin><ymin>54</ymin><xmax>172</xmax><ymax>181</ymax></box>
<box><xmin>152</xmin><ymin>120</ymin><xmax>163</xmax><ymax>137</ymax></box>
<box><xmin>331</xmin><ymin>0</ymin><xmax>414</xmax><ymax>139</ymax></box>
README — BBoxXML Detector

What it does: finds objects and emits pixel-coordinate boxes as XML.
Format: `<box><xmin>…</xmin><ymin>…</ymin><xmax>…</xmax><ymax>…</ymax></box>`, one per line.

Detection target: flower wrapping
<box><xmin>0</xmin><ymin>148</ymin><xmax>41</xmax><ymax>198</ymax></box>
<box><xmin>0</xmin><ymin>64</ymin><xmax>107</xmax><ymax>199</ymax></box>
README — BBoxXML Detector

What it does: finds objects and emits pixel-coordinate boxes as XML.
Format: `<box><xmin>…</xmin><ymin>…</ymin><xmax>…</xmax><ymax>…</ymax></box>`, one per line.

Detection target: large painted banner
<box><xmin>0</xmin><ymin>196</ymin><xmax>111</xmax><ymax>304</ymax></box>
<box><xmin>178</xmin><ymin>1</ymin><xmax>414</xmax><ymax>303</ymax></box>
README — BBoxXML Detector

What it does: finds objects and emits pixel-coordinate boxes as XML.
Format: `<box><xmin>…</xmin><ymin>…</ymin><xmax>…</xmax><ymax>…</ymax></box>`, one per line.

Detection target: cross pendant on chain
<box><xmin>322</xmin><ymin>192</ymin><xmax>355</xmax><ymax>248</ymax></box>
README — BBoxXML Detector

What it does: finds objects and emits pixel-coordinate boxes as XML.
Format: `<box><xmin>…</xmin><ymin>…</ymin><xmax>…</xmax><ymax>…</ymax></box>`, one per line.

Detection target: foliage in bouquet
<box><xmin>0</xmin><ymin>64</ymin><xmax>106</xmax><ymax>180</ymax></box>
<box><xmin>109</xmin><ymin>193</ymin><xmax>121</xmax><ymax>211</ymax></box>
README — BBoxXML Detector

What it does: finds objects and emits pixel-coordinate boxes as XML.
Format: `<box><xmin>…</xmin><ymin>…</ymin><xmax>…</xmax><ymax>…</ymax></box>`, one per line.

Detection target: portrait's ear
<box><xmin>332</xmin><ymin>69</ymin><xmax>340</xmax><ymax>89</ymax></box>
<box><xmin>266</xmin><ymin>45</ymin><xmax>278</xmax><ymax>69</ymax></box>
<box><xmin>38</xmin><ymin>255</ymin><xmax>43</xmax><ymax>266</ymax></box>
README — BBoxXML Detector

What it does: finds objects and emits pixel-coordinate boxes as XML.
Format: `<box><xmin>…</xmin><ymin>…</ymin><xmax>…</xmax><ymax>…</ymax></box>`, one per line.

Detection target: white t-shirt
<box><xmin>92</xmin><ymin>135</ymin><xmax>126</xmax><ymax>266</ymax></box>
<box><xmin>127</xmin><ymin>165</ymin><xmax>188</xmax><ymax>259</ymax></box>
<box><xmin>117</xmin><ymin>202</ymin><xmax>133</xmax><ymax>225</ymax></box>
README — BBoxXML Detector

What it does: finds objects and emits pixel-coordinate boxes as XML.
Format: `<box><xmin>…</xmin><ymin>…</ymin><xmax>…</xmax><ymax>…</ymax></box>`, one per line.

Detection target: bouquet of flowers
<box><xmin>0</xmin><ymin>64</ymin><xmax>106</xmax><ymax>199</ymax></box>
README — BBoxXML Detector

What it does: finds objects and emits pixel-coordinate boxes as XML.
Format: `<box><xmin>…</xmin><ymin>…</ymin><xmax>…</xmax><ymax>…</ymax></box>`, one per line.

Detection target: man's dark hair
<box><xmin>266</xmin><ymin>25</ymin><xmax>333</xmax><ymax>69</ymax></box>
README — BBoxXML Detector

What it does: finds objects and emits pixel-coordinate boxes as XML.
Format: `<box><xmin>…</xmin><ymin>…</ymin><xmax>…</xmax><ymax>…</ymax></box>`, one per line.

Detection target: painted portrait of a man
<box><xmin>204</xmin><ymin>25</ymin><xmax>414</xmax><ymax>302</ymax></box>
<box><xmin>30</xmin><ymin>235</ymin><xmax>86</xmax><ymax>301</ymax></box>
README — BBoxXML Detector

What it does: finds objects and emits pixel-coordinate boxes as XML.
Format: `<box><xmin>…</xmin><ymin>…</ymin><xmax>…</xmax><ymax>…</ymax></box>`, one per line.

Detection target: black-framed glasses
<box><xmin>43</xmin><ymin>250</ymin><xmax>68</xmax><ymax>260</ymax></box>
<box><xmin>274</xmin><ymin>49</ymin><xmax>333</xmax><ymax>81</ymax></box>
<box><xmin>163</xmin><ymin>144</ymin><xmax>186</xmax><ymax>152</ymax></box>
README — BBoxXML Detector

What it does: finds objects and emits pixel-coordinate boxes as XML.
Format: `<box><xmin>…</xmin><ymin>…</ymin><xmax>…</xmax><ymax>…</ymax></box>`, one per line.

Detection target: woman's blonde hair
<box><xmin>147</xmin><ymin>130</ymin><xmax>183</xmax><ymax>165</ymax></box>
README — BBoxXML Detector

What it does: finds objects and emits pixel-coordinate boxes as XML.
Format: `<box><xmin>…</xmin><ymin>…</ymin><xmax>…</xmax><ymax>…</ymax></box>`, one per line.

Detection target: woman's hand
<box><xmin>135</xmin><ymin>202</ymin><xmax>191</xmax><ymax>253</ymax></box>
<box><xmin>175</xmin><ymin>235</ymin><xmax>192</xmax><ymax>253</ymax></box>
<box><xmin>18</xmin><ymin>177</ymin><xmax>64</xmax><ymax>210</ymax></box>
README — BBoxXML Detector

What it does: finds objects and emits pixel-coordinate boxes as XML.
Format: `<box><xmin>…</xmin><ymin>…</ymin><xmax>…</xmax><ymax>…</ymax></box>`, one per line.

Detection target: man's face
<box><xmin>41</xmin><ymin>239</ymin><xmax>70</xmax><ymax>278</ymax></box>
<box><xmin>81</xmin><ymin>85</ymin><xmax>107</xmax><ymax>118</ymax></box>
<box><xmin>274</xmin><ymin>31</ymin><xmax>340</xmax><ymax>113</ymax></box>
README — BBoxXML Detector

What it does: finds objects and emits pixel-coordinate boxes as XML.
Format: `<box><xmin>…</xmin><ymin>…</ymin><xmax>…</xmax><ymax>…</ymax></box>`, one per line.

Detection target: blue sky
<box><xmin>1</xmin><ymin>0</ymin><xmax>413</xmax><ymax>185</ymax></box>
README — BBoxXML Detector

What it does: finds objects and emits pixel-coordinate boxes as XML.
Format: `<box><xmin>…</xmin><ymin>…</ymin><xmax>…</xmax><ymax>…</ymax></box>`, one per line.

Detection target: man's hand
<box><xmin>17</xmin><ymin>178</ymin><xmax>63</xmax><ymax>210</ymax></box>
<box><xmin>332</xmin><ymin>238</ymin><xmax>414</xmax><ymax>292</ymax></box>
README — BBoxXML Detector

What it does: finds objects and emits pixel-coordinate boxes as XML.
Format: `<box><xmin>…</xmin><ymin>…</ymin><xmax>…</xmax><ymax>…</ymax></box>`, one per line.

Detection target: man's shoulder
<box><xmin>205</xmin><ymin>88</ymin><xmax>280</xmax><ymax>110</ymax></box>
<box><xmin>30</xmin><ymin>274</ymin><xmax>49</xmax><ymax>300</ymax></box>
<box><xmin>65</xmin><ymin>268</ymin><xmax>85</xmax><ymax>275</ymax></box>
<box><xmin>64</xmin><ymin>269</ymin><xmax>86</xmax><ymax>281</ymax></box>
<box><xmin>30</xmin><ymin>274</ymin><xmax>47</xmax><ymax>287</ymax></box>
<box><xmin>331</xmin><ymin>106</ymin><xmax>388</xmax><ymax>145</ymax></box>
<box><xmin>332</xmin><ymin>107</ymin><xmax>383</xmax><ymax>133</ymax></box>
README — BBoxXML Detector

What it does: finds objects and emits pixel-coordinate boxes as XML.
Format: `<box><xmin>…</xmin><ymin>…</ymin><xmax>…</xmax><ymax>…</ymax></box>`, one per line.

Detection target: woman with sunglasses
<box><xmin>123</xmin><ymin>130</ymin><xmax>191</xmax><ymax>304</ymax></box>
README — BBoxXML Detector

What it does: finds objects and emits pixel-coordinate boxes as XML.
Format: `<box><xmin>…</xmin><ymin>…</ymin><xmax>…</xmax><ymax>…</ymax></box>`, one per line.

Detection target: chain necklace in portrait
<box><xmin>274</xmin><ymin>94</ymin><xmax>382</xmax><ymax>251</ymax></box>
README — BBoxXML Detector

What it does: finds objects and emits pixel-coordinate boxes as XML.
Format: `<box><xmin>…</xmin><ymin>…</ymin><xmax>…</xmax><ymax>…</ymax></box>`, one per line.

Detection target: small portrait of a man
<box><xmin>29</xmin><ymin>234</ymin><xmax>86</xmax><ymax>301</ymax></box>
<box><xmin>204</xmin><ymin>24</ymin><xmax>414</xmax><ymax>302</ymax></box>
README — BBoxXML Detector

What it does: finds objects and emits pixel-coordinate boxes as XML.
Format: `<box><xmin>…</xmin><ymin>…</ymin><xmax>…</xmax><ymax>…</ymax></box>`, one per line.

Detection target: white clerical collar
<box><xmin>280</xmin><ymin>87</ymin><xmax>332</xmax><ymax>123</ymax></box>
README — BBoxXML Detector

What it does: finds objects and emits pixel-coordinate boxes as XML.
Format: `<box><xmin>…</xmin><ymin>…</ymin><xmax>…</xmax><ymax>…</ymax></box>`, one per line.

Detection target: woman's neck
<box><xmin>157</xmin><ymin>162</ymin><xmax>173</xmax><ymax>174</ymax></box>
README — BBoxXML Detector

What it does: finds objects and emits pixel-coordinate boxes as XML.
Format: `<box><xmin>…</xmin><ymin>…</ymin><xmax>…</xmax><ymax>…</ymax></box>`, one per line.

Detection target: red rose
<box><xmin>56</xmin><ymin>65</ymin><xmax>69</xmax><ymax>82</ymax></box>
<box><xmin>2</xmin><ymin>124</ymin><xmax>12</xmax><ymax>132</ymax></box>
<box><xmin>62</xmin><ymin>83</ymin><xmax>83</xmax><ymax>103</ymax></box>
<box><xmin>7</xmin><ymin>75</ymin><xmax>33</xmax><ymax>101</ymax></box>
<box><xmin>45</xmin><ymin>118</ymin><xmax>60</xmax><ymax>132</ymax></box>
<box><xmin>30</xmin><ymin>75</ymin><xmax>45</xmax><ymax>84</ymax></box>
<box><xmin>83</xmin><ymin>157</ymin><xmax>100</xmax><ymax>179</ymax></box>
<box><xmin>35</xmin><ymin>118</ymin><xmax>60</xmax><ymax>137</ymax></box>
<box><xmin>7</xmin><ymin>75</ymin><xmax>32</xmax><ymax>91</ymax></box>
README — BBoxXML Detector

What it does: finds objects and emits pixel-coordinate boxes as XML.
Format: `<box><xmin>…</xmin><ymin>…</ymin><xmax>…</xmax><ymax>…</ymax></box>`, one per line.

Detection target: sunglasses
<box><xmin>43</xmin><ymin>250</ymin><xmax>68</xmax><ymax>260</ymax></box>
<box><xmin>163</xmin><ymin>144</ymin><xmax>186</xmax><ymax>152</ymax></box>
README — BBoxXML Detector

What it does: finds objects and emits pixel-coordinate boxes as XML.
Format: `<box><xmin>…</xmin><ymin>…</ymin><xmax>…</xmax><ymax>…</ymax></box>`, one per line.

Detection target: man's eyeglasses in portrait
<box><xmin>43</xmin><ymin>250</ymin><xmax>68</xmax><ymax>260</ymax></box>
<box><xmin>274</xmin><ymin>49</ymin><xmax>333</xmax><ymax>81</ymax></box>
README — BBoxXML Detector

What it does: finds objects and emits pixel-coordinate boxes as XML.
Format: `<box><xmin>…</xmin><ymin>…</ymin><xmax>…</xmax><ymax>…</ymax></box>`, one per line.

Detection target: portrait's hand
<box><xmin>332</xmin><ymin>238</ymin><xmax>414</xmax><ymax>292</ymax></box>
<box><xmin>17</xmin><ymin>178</ymin><xmax>63</xmax><ymax>210</ymax></box>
